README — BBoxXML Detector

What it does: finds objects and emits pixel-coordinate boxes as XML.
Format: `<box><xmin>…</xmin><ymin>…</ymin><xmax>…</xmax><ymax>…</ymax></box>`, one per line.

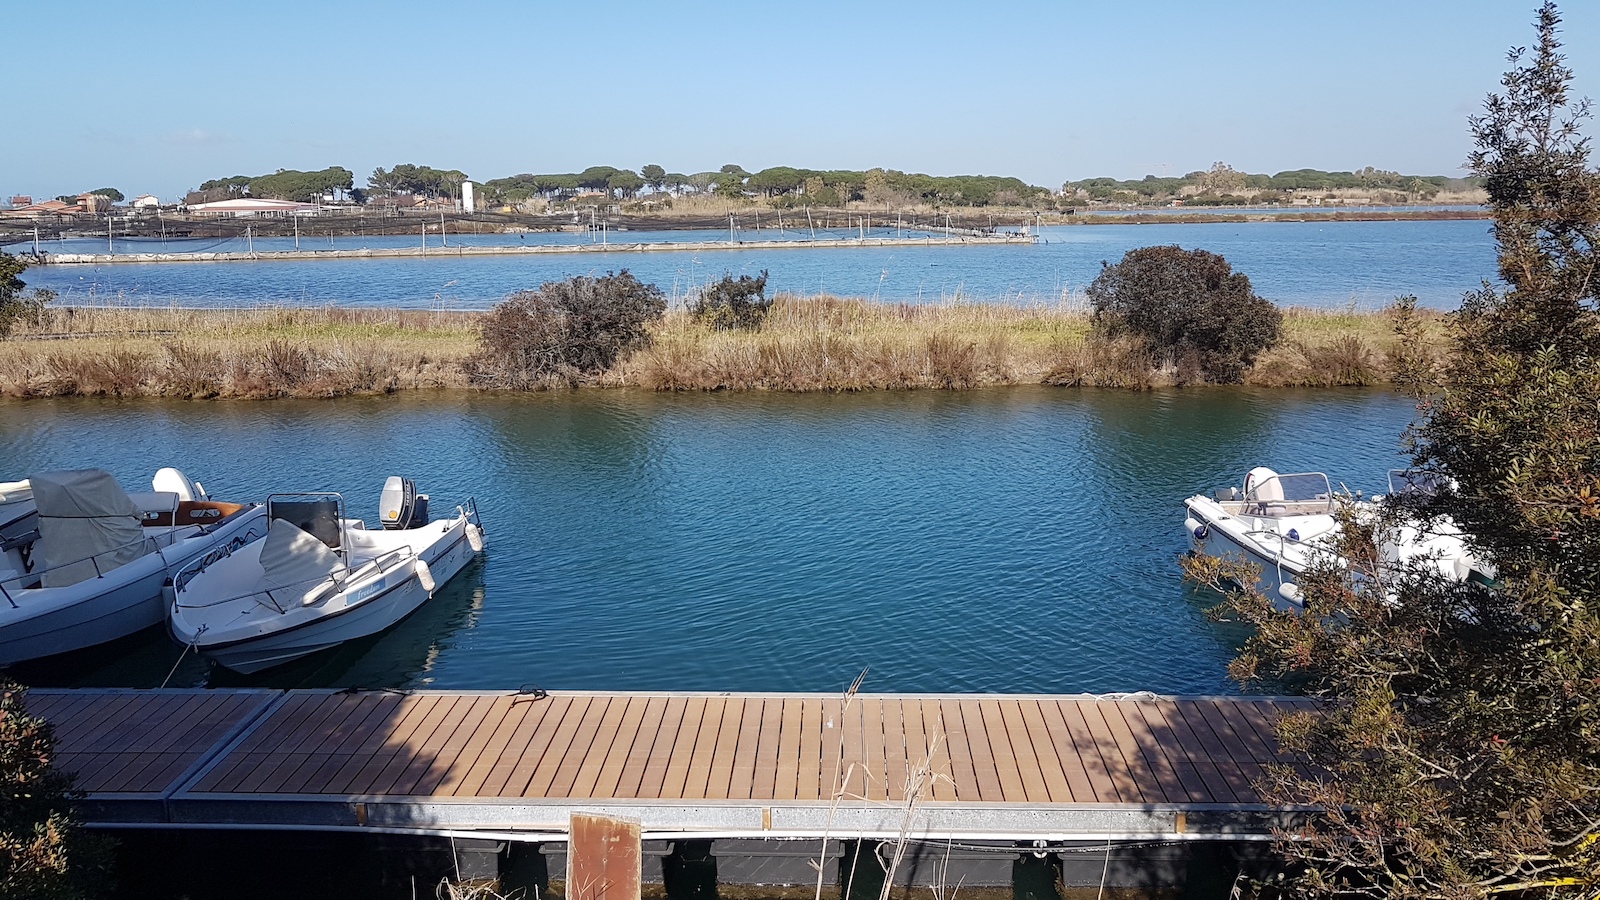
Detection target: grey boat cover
<box><xmin>32</xmin><ymin>469</ymin><xmax>145</xmax><ymax>588</ymax></box>
<box><xmin>260</xmin><ymin>519</ymin><xmax>345</xmax><ymax>608</ymax></box>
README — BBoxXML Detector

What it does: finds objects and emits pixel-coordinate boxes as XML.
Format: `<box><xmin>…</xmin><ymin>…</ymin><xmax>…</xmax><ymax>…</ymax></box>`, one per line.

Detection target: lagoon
<box><xmin>12</xmin><ymin>218</ymin><xmax>1494</xmax><ymax>310</ymax></box>
<box><xmin>2</xmin><ymin>386</ymin><xmax>1419</xmax><ymax>695</ymax></box>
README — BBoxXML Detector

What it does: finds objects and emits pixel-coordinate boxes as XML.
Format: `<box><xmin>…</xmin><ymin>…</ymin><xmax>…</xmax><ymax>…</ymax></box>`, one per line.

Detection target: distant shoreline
<box><xmin>0</xmin><ymin>206</ymin><xmax>1488</xmax><ymax>251</ymax></box>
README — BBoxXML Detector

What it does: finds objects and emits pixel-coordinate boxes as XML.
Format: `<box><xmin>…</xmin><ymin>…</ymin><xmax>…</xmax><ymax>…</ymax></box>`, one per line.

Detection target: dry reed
<box><xmin>0</xmin><ymin>306</ymin><xmax>476</xmax><ymax>399</ymax></box>
<box><xmin>0</xmin><ymin>298</ymin><xmax>1450</xmax><ymax>399</ymax></box>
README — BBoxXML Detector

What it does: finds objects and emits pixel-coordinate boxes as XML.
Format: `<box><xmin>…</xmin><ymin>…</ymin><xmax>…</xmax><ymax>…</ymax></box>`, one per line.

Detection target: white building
<box><xmin>185</xmin><ymin>197</ymin><xmax>319</xmax><ymax>217</ymax></box>
<box><xmin>132</xmin><ymin>194</ymin><xmax>161</xmax><ymax>210</ymax></box>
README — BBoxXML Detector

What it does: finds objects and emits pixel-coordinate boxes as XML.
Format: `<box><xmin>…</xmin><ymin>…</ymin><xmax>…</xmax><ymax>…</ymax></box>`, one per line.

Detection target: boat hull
<box><xmin>196</xmin><ymin>520</ymin><xmax>477</xmax><ymax>674</ymax></box>
<box><xmin>0</xmin><ymin>506</ymin><xmax>267</xmax><ymax>666</ymax></box>
<box><xmin>1186</xmin><ymin>518</ymin><xmax>1302</xmax><ymax>601</ymax></box>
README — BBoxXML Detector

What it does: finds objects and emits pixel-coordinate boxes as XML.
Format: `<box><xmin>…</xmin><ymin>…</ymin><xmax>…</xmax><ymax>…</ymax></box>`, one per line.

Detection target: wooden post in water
<box><xmin>568</xmin><ymin>812</ymin><xmax>641</xmax><ymax>900</ymax></box>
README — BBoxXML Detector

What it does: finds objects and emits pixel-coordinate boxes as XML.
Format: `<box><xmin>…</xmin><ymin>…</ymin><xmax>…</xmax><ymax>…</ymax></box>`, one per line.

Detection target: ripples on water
<box><xmin>16</xmin><ymin>219</ymin><xmax>1494</xmax><ymax>310</ymax></box>
<box><xmin>1</xmin><ymin>388</ymin><xmax>1418</xmax><ymax>695</ymax></box>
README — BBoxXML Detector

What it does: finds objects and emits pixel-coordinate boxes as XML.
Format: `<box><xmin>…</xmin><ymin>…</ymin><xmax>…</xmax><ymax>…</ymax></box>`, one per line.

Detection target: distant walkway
<box><xmin>36</xmin><ymin>234</ymin><xmax>1034</xmax><ymax>266</ymax></box>
<box><xmin>31</xmin><ymin>688</ymin><xmax>1310</xmax><ymax>840</ymax></box>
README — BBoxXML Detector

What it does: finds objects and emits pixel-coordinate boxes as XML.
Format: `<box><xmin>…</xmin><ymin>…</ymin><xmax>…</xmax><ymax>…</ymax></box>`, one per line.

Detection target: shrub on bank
<box><xmin>0</xmin><ymin>252</ymin><xmax>54</xmax><ymax>339</ymax></box>
<box><xmin>468</xmin><ymin>271</ymin><xmax>666</xmax><ymax>388</ymax></box>
<box><xmin>688</xmin><ymin>271</ymin><xmax>772</xmax><ymax>331</ymax></box>
<box><xmin>1087</xmin><ymin>245</ymin><xmax>1281</xmax><ymax>383</ymax></box>
<box><xmin>1</xmin><ymin>680</ymin><xmax>112</xmax><ymax>899</ymax></box>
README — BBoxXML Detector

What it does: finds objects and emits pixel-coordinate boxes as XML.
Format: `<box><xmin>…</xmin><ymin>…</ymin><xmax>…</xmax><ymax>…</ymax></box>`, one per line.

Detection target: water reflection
<box><xmin>0</xmin><ymin>387</ymin><xmax>1418</xmax><ymax>695</ymax></box>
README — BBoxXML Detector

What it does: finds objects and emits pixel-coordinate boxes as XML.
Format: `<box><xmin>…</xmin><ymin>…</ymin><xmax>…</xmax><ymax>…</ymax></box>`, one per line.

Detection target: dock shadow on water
<box><xmin>1</xmin><ymin>386</ymin><xmax>1418</xmax><ymax>694</ymax></box>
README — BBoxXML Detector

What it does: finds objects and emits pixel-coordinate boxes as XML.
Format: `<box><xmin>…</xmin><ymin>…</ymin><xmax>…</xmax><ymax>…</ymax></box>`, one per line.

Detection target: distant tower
<box><xmin>461</xmin><ymin>181</ymin><xmax>475</xmax><ymax>214</ymax></box>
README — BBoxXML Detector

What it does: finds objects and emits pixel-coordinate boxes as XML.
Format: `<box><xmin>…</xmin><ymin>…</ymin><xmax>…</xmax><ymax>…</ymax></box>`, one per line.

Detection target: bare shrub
<box><xmin>45</xmin><ymin>350</ymin><xmax>150</xmax><ymax>396</ymax></box>
<box><xmin>468</xmin><ymin>271</ymin><xmax>665</xmax><ymax>389</ymax></box>
<box><xmin>1306</xmin><ymin>335</ymin><xmax>1381</xmax><ymax>386</ymax></box>
<box><xmin>924</xmin><ymin>332</ymin><xmax>977</xmax><ymax>388</ymax></box>
<box><xmin>262</xmin><ymin>339</ymin><xmax>312</xmax><ymax>389</ymax></box>
<box><xmin>163</xmin><ymin>342</ymin><xmax>226</xmax><ymax>398</ymax></box>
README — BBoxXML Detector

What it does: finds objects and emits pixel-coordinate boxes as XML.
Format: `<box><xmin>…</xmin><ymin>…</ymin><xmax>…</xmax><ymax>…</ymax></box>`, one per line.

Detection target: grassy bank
<box><xmin>0</xmin><ymin>298</ymin><xmax>1448</xmax><ymax>399</ymax></box>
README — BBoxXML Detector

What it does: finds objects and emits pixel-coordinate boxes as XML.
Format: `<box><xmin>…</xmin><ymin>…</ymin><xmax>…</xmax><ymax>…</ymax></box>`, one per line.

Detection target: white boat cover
<box><xmin>32</xmin><ymin>469</ymin><xmax>145</xmax><ymax>588</ymax></box>
<box><xmin>260</xmin><ymin>519</ymin><xmax>345</xmax><ymax>608</ymax></box>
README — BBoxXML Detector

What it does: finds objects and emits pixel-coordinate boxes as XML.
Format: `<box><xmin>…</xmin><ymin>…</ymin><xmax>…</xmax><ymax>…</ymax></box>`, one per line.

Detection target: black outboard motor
<box><xmin>379</xmin><ymin>477</ymin><xmax>429</xmax><ymax>530</ymax></box>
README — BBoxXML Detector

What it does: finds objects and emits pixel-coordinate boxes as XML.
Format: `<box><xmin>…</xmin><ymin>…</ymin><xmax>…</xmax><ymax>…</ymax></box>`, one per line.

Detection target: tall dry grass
<box><xmin>626</xmin><ymin>296</ymin><xmax>1090</xmax><ymax>391</ymax></box>
<box><xmin>627</xmin><ymin>295</ymin><xmax>1449</xmax><ymax>392</ymax></box>
<box><xmin>0</xmin><ymin>298</ymin><xmax>1451</xmax><ymax>399</ymax></box>
<box><xmin>0</xmin><ymin>307</ymin><xmax>475</xmax><ymax>398</ymax></box>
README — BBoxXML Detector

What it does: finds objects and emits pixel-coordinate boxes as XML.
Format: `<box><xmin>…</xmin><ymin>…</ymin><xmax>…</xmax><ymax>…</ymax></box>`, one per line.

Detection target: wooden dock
<box><xmin>28</xmin><ymin>689</ymin><xmax>1311</xmax><ymax>841</ymax></box>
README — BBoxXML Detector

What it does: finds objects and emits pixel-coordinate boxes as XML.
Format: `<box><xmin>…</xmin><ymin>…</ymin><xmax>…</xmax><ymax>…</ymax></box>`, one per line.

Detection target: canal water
<box><xmin>1</xmin><ymin>386</ymin><xmax>1419</xmax><ymax>695</ymax></box>
<box><xmin>12</xmin><ymin>218</ymin><xmax>1493</xmax><ymax>310</ymax></box>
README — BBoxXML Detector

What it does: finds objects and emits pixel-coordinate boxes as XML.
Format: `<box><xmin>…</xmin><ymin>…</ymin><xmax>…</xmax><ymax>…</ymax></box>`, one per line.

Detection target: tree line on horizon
<box><xmin>166</xmin><ymin>161</ymin><xmax>1478</xmax><ymax>211</ymax></box>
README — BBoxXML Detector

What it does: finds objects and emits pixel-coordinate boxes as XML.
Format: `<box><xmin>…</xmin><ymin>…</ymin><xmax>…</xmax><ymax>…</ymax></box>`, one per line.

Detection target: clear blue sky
<box><xmin>2</xmin><ymin>0</ymin><xmax>1594</xmax><ymax>201</ymax></box>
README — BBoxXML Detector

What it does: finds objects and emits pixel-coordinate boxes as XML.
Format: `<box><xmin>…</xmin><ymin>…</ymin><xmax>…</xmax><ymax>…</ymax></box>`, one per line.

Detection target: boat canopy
<box><xmin>31</xmin><ymin>469</ymin><xmax>145</xmax><ymax>587</ymax></box>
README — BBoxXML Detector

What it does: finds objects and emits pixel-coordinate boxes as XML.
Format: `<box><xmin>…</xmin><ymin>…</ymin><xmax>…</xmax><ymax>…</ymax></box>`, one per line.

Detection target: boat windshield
<box><xmin>1244</xmin><ymin>472</ymin><xmax>1333</xmax><ymax>514</ymax></box>
<box><xmin>1389</xmin><ymin>469</ymin><xmax>1449</xmax><ymax>499</ymax></box>
<box><xmin>1278</xmin><ymin>473</ymin><xmax>1331</xmax><ymax>502</ymax></box>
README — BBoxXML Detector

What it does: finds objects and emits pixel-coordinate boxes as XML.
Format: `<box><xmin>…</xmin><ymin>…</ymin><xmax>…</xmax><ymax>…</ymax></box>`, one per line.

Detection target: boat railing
<box><xmin>170</xmin><ymin>518</ymin><xmax>271</xmax><ymax>599</ymax></box>
<box><xmin>1238</xmin><ymin>527</ymin><xmax>1342</xmax><ymax>578</ymax></box>
<box><xmin>1</xmin><ymin>532</ymin><xmax>170</xmax><ymax>609</ymax></box>
<box><xmin>174</xmin><ymin>542</ymin><xmax>418</xmax><ymax>615</ymax></box>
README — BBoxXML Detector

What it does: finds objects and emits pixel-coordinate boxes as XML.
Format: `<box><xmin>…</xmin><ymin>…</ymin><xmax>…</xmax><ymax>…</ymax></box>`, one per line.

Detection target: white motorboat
<box><xmin>0</xmin><ymin>468</ymin><xmax>267</xmax><ymax>665</ymax></box>
<box><xmin>1183</xmin><ymin>467</ymin><xmax>1342</xmax><ymax>607</ymax></box>
<box><xmin>170</xmin><ymin>478</ymin><xmax>486</xmax><ymax>674</ymax></box>
<box><xmin>1182</xmin><ymin>466</ymin><xmax>1489</xmax><ymax>610</ymax></box>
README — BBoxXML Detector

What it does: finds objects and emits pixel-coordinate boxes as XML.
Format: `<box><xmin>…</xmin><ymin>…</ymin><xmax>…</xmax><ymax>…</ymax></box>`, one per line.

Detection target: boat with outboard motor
<box><xmin>1182</xmin><ymin>466</ymin><xmax>1489</xmax><ymax>610</ymax></box>
<box><xmin>169</xmin><ymin>477</ymin><xmax>486</xmax><ymax>673</ymax></box>
<box><xmin>0</xmin><ymin>467</ymin><xmax>267</xmax><ymax>665</ymax></box>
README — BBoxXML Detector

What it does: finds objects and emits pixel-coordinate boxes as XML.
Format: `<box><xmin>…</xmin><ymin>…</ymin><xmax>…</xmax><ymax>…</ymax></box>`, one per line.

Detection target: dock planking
<box><xmin>27</xmin><ymin>688</ymin><xmax>1314</xmax><ymax>838</ymax></box>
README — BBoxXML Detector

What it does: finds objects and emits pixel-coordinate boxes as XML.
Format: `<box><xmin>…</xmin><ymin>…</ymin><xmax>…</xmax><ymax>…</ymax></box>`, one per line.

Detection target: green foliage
<box><xmin>714</xmin><ymin>170</ymin><xmax>747</xmax><ymax>198</ymax></box>
<box><xmin>367</xmin><ymin>164</ymin><xmax>466</xmax><ymax>198</ymax></box>
<box><xmin>468</xmin><ymin>271</ymin><xmax>666</xmax><ymax>388</ymax></box>
<box><xmin>86</xmin><ymin>188</ymin><xmax>122</xmax><ymax>202</ymax></box>
<box><xmin>191</xmin><ymin>168</ymin><xmax>352</xmax><ymax>203</ymax></box>
<box><xmin>1190</xmin><ymin>6</ymin><xmax>1600</xmax><ymax>895</ymax></box>
<box><xmin>248</xmin><ymin>166</ymin><xmax>353</xmax><ymax>202</ymax></box>
<box><xmin>197</xmin><ymin>175</ymin><xmax>252</xmax><ymax>194</ymax></box>
<box><xmin>607</xmin><ymin>170</ymin><xmax>644</xmax><ymax>197</ymax></box>
<box><xmin>577</xmin><ymin>166</ymin><xmax>623</xmax><ymax>191</ymax></box>
<box><xmin>0</xmin><ymin>681</ymin><xmax>112</xmax><ymax>899</ymax></box>
<box><xmin>641</xmin><ymin>164</ymin><xmax>666</xmax><ymax>190</ymax></box>
<box><xmin>688</xmin><ymin>271</ymin><xmax>771</xmax><ymax>331</ymax></box>
<box><xmin>0</xmin><ymin>252</ymin><xmax>53</xmax><ymax>339</ymax></box>
<box><xmin>1087</xmin><ymin>246</ymin><xmax>1281</xmax><ymax>382</ymax></box>
<box><xmin>1064</xmin><ymin>166</ymin><xmax>1459</xmax><ymax>203</ymax></box>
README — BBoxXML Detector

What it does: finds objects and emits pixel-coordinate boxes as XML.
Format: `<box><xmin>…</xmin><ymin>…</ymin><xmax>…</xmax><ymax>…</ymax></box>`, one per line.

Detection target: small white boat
<box><xmin>1183</xmin><ymin>467</ymin><xmax>1342</xmax><ymax>607</ymax></box>
<box><xmin>1183</xmin><ymin>466</ymin><xmax>1489</xmax><ymax>610</ymax></box>
<box><xmin>1</xmin><ymin>468</ymin><xmax>267</xmax><ymax>665</ymax></box>
<box><xmin>170</xmin><ymin>478</ymin><xmax>486</xmax><ymax>673</ymax></box>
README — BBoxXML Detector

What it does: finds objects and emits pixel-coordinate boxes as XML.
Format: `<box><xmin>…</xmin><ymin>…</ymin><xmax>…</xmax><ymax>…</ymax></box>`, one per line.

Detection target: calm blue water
<box><xmin>0</xmin><ymin>387</ymin><xmax>1419</xmax><ymax>695</ymax></box>
<box><xmin>12</xmin><ymin>219</ymin><xmax>1495</xmax><ymax>310</ymax></box>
